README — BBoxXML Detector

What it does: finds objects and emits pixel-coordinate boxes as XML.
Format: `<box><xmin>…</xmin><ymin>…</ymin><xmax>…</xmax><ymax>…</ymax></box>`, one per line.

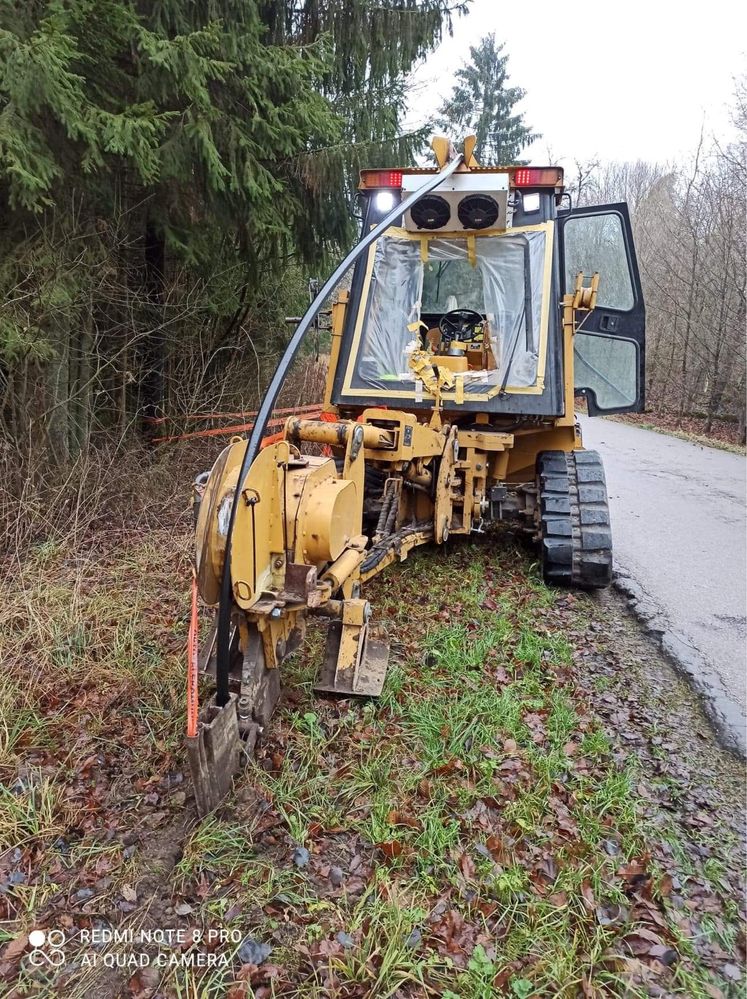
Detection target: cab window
<box><xmin>563</xmin><ymin>212</ymin><xmax>634</xmax><ymax>311</ymax></box>
<box><xmin>348</xmin><ymin>227</ymin><xmax>549</xmax><ymax>399</ymax></box>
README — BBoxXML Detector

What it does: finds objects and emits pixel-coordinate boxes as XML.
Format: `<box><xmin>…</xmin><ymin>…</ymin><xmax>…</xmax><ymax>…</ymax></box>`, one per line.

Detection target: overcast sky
<box><xmin>407</xmin><ymin>0</ymin><xmax>746</xmax><ymax>168</ymax></box>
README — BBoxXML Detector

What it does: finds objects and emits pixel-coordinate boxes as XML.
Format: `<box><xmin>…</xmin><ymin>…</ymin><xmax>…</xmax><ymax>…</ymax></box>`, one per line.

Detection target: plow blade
<box><xmin>315</xmin><ymin>621</ymin><xmax>389</xmax><ymax>697</ymax></box>
<box><xmin>186</xmin><ymin>694</ymin><xmax>242</xmax><ymax>817</ymax></box>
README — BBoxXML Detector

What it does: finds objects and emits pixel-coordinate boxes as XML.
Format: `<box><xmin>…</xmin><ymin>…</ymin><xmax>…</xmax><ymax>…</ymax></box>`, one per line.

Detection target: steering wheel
<box><xmin>438</xmin><ymin>309</ymin><xmax>483</xmax><ymax>345</ymax></box>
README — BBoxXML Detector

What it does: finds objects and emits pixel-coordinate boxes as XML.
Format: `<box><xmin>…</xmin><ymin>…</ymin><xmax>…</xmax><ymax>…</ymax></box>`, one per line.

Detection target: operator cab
<box><xmin>329</xmin><ymin>152</ymin><xmax>646</xmax><ymax>418</ymax></box>
<box><xmin>360</xmin><ymin>225</ymin><xmax>546</xmax><ymax>395</ymax></box>
<box><xmin>333</xmin><ymin>165</ymin><xmax>556</xmax><ymax>412</ymax></box>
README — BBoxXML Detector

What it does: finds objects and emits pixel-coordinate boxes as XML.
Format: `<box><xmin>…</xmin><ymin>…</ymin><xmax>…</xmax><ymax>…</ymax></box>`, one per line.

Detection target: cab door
<box><xmin>558</xmin><ymin>202</ymin><xmax>645</xmax><ymax>415</ymax></box>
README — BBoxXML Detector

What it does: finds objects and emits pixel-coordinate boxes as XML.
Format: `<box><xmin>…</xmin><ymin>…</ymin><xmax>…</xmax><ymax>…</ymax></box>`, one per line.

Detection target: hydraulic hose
<box><xmin>214</xmin><ymin>153</ymin><xmax>465</xmax><ymax>707</ymax></box>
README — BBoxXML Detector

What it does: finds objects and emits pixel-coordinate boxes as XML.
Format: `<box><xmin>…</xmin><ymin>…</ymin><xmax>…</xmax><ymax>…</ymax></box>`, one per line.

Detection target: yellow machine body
<box><xmin>189</xmin><ymin>137</ymin><xmax>645</xmax><ymax>814</ymax></box>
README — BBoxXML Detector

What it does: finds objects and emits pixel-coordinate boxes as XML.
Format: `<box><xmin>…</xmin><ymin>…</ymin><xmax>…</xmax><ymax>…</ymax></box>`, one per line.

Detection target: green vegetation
<box><xmin>0</xmin><ymin>0</ymin><xmax>465</xmax><ymax>518</ymax></box>
<box><xmin>162</xmin><ymin>540</ymin><xmax>742</xmax><ymax>997</ymax></box>
<box><xmin>437</xmin><ymin>33</ymin><xmax>537</xmax><ymax>164</ymax></box>
<box><xmin>0</xmin><ymin>529</ymin><xmax>743</xmax><ymax>996</ymax></box>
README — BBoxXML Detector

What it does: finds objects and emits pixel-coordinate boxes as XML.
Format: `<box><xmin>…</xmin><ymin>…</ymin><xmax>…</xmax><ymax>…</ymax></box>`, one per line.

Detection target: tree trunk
<box><xmin>46</xmin><ymin>328</ymin><xmax>70</xmax><ymax>466</ymax></box>
<box><xmin>71</xmin><ymin>310</ymin><xmax>92</xmax><ymax>457</ymax></box>
<box><xmin>141</xmin><ymin>219</ymin><xmax>166</xmax><ymax>438</ymax></box>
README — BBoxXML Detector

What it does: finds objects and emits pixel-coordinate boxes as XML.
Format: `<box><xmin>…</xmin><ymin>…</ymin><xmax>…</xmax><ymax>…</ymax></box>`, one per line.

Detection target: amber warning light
<box><xmin>359</xmin><ymin>170</ymin><xmax>403</xmax><ymax>190</ymax></box>
<box><xmin>360</xmin><ymin>167</ymin><xmax>562</xmax><ymax>191</ymax></box>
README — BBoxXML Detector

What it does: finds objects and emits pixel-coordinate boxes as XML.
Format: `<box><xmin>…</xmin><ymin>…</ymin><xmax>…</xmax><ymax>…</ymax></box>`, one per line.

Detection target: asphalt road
<box><xmin>580</xmin><ymin>417</ymin><xmax>747</xmax><ymax>745</ymax></box>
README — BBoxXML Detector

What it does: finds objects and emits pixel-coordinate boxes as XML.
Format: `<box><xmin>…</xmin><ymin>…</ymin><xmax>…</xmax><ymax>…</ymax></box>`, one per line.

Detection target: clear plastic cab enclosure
<box><xmin>330</xmin><ymin>167</ymin><xmax>646</xmax><ymax>418</ymax></box>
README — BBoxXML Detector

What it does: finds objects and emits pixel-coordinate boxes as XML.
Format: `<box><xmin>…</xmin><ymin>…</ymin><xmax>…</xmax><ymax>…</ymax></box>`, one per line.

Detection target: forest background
<box><xmin>0</xmin><ymin>0</ymin><xmax>744</xmax><ymax>549</ymax></box>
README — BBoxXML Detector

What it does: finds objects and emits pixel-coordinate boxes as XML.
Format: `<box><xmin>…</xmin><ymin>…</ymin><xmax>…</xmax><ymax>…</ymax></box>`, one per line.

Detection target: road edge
<box><xmin>603</xmin><ymin>415</ymin><xmax>746</xmax><ymax>456</ymax></box>
<box><xmin>613</xmin><ymin>569</ymin><xmax>747</xmax><ymax>759</ymax></box>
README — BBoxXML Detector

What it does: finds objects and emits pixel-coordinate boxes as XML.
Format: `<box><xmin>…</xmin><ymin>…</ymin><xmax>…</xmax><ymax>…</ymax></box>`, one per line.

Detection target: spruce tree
<box><xmin>437</xmin><ymin>34</ymin><xmax>538</xmax><ymax>164</ymax></box>
<box><xmin>0</xmin><ymin>0</ymin><xmax>466</xmax><ymax>455</ymax></box>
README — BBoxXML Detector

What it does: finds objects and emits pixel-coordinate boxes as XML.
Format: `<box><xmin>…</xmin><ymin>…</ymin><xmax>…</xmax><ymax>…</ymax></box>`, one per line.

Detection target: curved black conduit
<box><xmin>215</xmin><ymin>154</ymin><xmax>464</xmax><ymax>707</ymax></box>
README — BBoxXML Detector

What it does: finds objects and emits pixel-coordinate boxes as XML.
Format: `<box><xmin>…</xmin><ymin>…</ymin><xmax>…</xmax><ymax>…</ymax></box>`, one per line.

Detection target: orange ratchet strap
<box><xmin>151</xmin><ymin>403</ymin><xmax>322</xmax><ymax>444</ymax></box>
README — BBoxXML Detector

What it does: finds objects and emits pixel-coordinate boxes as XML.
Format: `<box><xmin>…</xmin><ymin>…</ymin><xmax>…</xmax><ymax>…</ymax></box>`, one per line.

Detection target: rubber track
<box><xmin>537</xmin><ymin>450</ymin><xmax>612</xmax><ymax>588</ymax></box>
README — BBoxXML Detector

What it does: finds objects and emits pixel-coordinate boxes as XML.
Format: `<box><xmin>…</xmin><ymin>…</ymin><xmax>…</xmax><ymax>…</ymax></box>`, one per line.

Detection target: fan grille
<box><xmin>410</xmin><ymin>195</ymin><xmax>451</xmax><ymax>230</ymax></box>
<box><xmin>458</xmin><ymin>194</ymin><xmax>500</xmax><ymax>230</ymax></box>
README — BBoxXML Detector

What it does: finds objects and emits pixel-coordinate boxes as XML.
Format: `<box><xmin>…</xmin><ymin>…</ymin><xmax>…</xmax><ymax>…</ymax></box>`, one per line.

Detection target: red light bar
<box><xmin>512</xmin><ymin>167</ymin><xmax>563</xmax><ymax>188</ymax></box>
<box><xmin>359</xmin><ymin>170</ymin><xmax>403</xmax><ymax>190</ymax></box>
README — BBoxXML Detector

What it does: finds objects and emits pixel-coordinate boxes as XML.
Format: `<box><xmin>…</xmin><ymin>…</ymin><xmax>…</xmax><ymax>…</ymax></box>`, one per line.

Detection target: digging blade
<box><xmin>314</xmin><ymin>621</ymin><xmax>389</xmax><ymax>697</ymax></box>
<box><xmin>186</xmin><ymin>693</ymin><xmax>241</xmax><ymax>816</ymax></box>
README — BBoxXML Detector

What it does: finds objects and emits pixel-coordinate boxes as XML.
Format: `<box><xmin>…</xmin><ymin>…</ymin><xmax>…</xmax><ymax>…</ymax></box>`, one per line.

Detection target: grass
<box><xmin>158</xmin><ymin>539</ymin><xmax>743</xmax><ymax>998</ymax></box>
<box><xmin>606</xmin><ymin>414</ymin><xmax>746</xmax><ymax>455</ymax></box>
<box><xmin>0</xmin><ymin>527</ymin><xmax>191</xmax><ymax>937</ymax></box>
<box><xmin>0</xmin><ymin>528</ymin><xmax>743</xmax><ymax>997</ymax></box>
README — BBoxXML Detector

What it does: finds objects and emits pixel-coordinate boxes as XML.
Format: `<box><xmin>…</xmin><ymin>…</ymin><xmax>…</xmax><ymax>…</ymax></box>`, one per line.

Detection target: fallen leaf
<box><xmin>376</xmin><ymin>841</ymin><xmax>403</xmax><ymax>860</ymax></box>
<box><xmin>535</xmin><ymin>856</ymin><xmax>557</xmax><ymax>882</ymax></box>
<box><xmin>581</xmin><ymin>881</ymin><xmax>595</xmax><ymax>911</ymax></box>
<box><xmin>386</xmin><ymin>811</ymin><xmax>420</xmax><ymax>830</ymax></box>
<box><xmin>431</xmin><ymin>759</ymin><xmax>464</xmax><ymax>776</ymax></box>
<box><xmin>581</xmin><ymin>973</ymin><xmax>597</xmax><ymax>997</ymax></box>
<box><xmin>1</xmin><ymin>935</ymin><xmax>28</xmax><ymax>963</ymax></box>
<box><xmin>658</xmin><ymin>873</ymin><xmax>673</xmax><ymax>897</ymax></box>
<box><xmin>617</xmin><ymin>858</ymin><xmax>648</xmax><ymax>881</ymax></box>
<box><xmin>417</xmin><ymin>779</ymin><xmax>432</xmax><ymax>798</ymax></box>
<box><xmin>315</xmin><ymin>937</ymin><xmax>343</xmax><ymax>958</ymax></box>
<box><xmin>459</xmin><ymin>853</ymin><xmax>475</xmax><ymax>880</ymax></box>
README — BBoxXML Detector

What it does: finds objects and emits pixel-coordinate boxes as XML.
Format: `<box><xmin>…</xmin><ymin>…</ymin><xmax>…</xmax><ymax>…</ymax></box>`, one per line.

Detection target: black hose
<box><xmin>360</xmin><ymin>523</ymin><xmax>430</xmax><ymax>574</ymax></box>
<box><xmin>374</xmin><ymin>488</ymin><xmax>393</xmax><ymax>538</ymax></box>
<box><xmin>214</xmin><ymin>154</ymin><xmax>465</xmax><ymax>707</ymax></box>
<box><xmin>384</xmin><ymin>490</ymin><xmax>399</xmax><ymax>534</ymax></box>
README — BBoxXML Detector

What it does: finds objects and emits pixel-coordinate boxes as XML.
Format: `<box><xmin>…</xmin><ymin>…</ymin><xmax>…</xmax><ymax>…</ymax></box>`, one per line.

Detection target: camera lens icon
<box><xmin>28</xmin><ymin>928</ymin><xmax>66</xmax><ymax>967</ymax></box>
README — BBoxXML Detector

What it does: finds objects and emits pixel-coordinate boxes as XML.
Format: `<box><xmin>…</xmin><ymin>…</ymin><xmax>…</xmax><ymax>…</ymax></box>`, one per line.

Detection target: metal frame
<box><xmin>214</xmin><ymin>154</ymin><xmax>466</xmax><ymax>705</ymax></box>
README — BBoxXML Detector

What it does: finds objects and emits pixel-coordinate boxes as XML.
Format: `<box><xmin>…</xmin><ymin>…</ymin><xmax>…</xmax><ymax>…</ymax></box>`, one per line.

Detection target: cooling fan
<box><xmin>457</xmin><ymin>194</ymin><xmax>500</xmax><ymax>230</ymax></box>
<box><xmin>410</xmin><ymin>195</ymin><xmax>451</xmax><ymax>230</ymax></box>
<box><xmin>403</xmin><ymin>173</ymin><xmax>509</xmax><ymax>233</ymax></box>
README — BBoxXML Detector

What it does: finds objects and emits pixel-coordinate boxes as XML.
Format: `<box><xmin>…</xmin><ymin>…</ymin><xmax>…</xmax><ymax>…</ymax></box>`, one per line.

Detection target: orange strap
<box><xmin>187</xmin><ymin>570</ymin><xmax>199</xmax><ymax>739</ymax></box>
<box><xmin>151</xmin><ymin>404</ymin><xmax>323</xmax><ymax>445</ymax></box>
<box><xmin>260</xmin><ymin>430</ymin><xmax>286</xmax><ymax>449</ymax></box>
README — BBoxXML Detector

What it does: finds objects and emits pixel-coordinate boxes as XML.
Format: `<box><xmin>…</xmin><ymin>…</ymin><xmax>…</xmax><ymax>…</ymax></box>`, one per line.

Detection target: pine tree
<box><xmin>437</xmin><ymin>34</ymin><xmax>538</xmax><ymax>165</ymax></box>
<box><xmin>261</xmin><ymin>0</ymin><xmax>468</xmax><ymax>254</ymax></box>
<box><xmin>0</xmin><ymin>0</ymin><xmax>466</xmax><ymax>461</ymax></box>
